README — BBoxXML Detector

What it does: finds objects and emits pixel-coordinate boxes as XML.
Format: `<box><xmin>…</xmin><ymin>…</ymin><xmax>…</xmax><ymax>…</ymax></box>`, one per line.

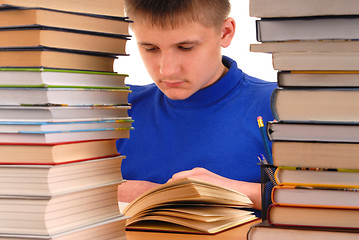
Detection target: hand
<box><xmin>168</xmin><ymin>167</ymin><xmax>261</xmax><ymax>210</ymax></box>
<box><xmin>118</xmin><ymin>180</ymin><xmax>159</xmax><ymax>203</ymax></box>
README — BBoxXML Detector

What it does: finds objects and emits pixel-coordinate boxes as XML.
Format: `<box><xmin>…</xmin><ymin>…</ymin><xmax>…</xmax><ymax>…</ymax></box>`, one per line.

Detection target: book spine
<box><xmin>270</xmin><ymin>88</ymin><xmax>280</xmax><ymax>121</ymax></box>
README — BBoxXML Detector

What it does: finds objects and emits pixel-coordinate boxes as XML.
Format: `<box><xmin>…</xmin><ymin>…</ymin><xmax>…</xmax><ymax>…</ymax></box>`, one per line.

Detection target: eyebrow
<box><xmin>138</xmin><ymin>42</ymin><xmax>155</xmax><ymax>47</ymax></box>
<box><xmin>138</xmin><ymin>40</ymin><xmax>200</xmax><ymax>47</ymax></box>
<box><xmin>175</xmin><ymin>41</ymin><xmax>200</xmax><ymax>45</ymax></box>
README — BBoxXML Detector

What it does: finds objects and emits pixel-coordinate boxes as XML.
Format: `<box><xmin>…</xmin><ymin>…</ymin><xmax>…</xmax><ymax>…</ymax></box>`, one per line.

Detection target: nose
<box><xmin>159</xmin><ymin>51</ymin><xmax>180</xmax><ymax>77</ymax></box>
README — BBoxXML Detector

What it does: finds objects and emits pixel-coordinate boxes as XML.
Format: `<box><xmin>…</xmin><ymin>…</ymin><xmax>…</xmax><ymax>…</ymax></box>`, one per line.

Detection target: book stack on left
<box><xmin>248</xmin><ymin>0</ymin><xmax>359</xmax><ymax>240</ymax></box>
<box><xmin>0</xmin><ymin>1</ymin><xmax>133</xmax><ymax>239</ymax></box>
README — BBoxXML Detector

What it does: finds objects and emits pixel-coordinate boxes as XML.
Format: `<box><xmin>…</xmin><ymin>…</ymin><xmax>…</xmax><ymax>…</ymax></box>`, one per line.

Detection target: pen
<box><xmin>257</xmin><ymin>116</ymin><xmax>273</xmax><ymax>164</ymax></box>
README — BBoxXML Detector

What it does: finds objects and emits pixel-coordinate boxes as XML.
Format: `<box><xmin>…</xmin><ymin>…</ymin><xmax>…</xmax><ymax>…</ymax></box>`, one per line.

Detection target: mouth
<box><xmin>161</xmin><ymin>80</ymin><xmax>185</xmax><ymax>88</ymax></box>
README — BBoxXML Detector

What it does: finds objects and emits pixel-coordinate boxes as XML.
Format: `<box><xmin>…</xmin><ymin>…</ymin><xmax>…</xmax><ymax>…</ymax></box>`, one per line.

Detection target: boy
<box><xmin>116</xmin><ymin>0</ymin><xmax>276</xmax><ymax>211</ymax></box>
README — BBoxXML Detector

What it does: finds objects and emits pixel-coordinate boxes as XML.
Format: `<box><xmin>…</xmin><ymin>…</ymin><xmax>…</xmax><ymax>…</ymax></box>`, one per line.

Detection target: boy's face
<box><xmin>132</xmin><ymin>20</ymin><xmax>228</xmax><ymax>100</ymax></box>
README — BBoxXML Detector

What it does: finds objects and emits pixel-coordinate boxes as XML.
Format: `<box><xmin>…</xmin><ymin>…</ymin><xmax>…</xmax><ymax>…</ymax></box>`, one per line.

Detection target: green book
<box><xmin>0</xmin><ymin>67</ymin><xmax>129</xmax><ymax>89</ymax></box>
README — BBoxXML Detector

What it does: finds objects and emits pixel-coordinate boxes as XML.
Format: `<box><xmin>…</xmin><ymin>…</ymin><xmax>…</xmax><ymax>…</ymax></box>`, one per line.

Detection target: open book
<box><xmin>122</xmin><ymin>178</ymin><xmax>258</xmax><ymax>234</ymax></box>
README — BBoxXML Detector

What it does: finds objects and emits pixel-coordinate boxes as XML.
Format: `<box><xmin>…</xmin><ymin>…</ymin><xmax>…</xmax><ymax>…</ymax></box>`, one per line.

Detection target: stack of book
<box><xmin>248</xmin><ymin>0</ymin><xmax>359</xmax><ymax>239</ymax></box>
<box><xmin>0</xmin><ymin>0</ymin><xmax>132</xmax><ymax>239</ymax></box>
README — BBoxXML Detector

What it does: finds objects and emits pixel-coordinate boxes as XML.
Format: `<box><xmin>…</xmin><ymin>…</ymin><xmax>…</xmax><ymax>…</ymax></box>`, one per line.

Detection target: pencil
<box><xmin>257</xmin><ymin>116</ymin><xmax>273</xmax><ymax>164</ymax></box>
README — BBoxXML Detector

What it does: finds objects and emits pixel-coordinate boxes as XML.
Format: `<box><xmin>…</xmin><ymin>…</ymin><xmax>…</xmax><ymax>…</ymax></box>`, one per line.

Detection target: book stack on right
<box><xmin>0</xmin><ymin>1</ymin><xmax>133</xmax><ymax>240</ymax></box>
<box><xmin>248</xmin><ymin>0</ymin><xmax>359</xmax><ymax>239</ymax></box>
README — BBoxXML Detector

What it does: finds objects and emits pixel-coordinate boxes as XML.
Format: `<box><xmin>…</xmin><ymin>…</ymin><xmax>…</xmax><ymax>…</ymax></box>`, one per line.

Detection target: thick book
<box><xmin>277</xmin><ymin>71</ymin><xmax>359</xmax><ymax>88</ymax></box>
<box><xmin>250</xmin><ymin>0</ymin><xmax>359</xmax><ymax>18</ymax></box>
<box><xmin>271</xmin><ymin>185</ymin><xmax>359</xmax><ymax>208</ymax></box>
<box><xmin>274</xmin><ymin>167</ymin><xmax>359</xmax><ymax>188</ymax></box>
<box><xmin>0</xmin><ymin>87</ymin><xmax>130</xmax><ymax>106</ymax></box>
<box><xmin>0</xmin><ymin>155</ymin><xmax>125</xmax><ymax>196</ymax></box>
<box><xmin>247</xmin><ymin>221</ymin><xmax>359</xmax><ymax>240</ymax></box>
<box><xmin>0</xmin><ymin>215</ymin><xmax>127</xmax><ymax>240</ymax></box>
<box><xmin>0</xmin><ymin>0</ymin><xmax>126</xmax><ymax>17</ymax></box>
<box><xmin>272</xmin><ymin>141</ymin><xmax>359</xmax><ymax>170</ymax></box>
<box><xmin>0</xmin><ymin>182</ymin><xmax>123</xmax><ymax>236</ymax></box>
<box><xmin>272</xmin><ymin>52</ymin><xmax>359</xmax><ymax>71</ymax></box>
<box><xmin>0</xmin><ymin>47</ymin><xmax>116</xmax><ymax>72</ymax></box>
<box><xmin>256</xmin><ymin>17</ymin><xmax>359</xmax><ymax>42</ymax></box>
<box><xmin>0</xmin><ymin>105</ymin><xmax>131</xmax><ymax>121</ymax></box>
<box><xmin>0</xmin><ymin>139</ymin><xmax>121</xmax><ymax>164</ymax></box>
<box><xmin>0</xmin><ymin>7</ymin><xmax>129</xmax><ymax>35</ymax></box>
<box><xmin>0</xmin><ymin>68</ymin><xmax>128</xmax><ymax>88</ymax></box>
<box><xmin>0</xmin><ymin>127</ymin><xmax>132</xmax><ymax>143</ymax></box>
<box><xmin>271</xmin><ymin>88</ymin><xmax>359</xmax><ymax>122</ymax></box>
<box><xmin>0</xmin><ymin>26</ymin><xmax>128</xmax><ymax>55</ymax></box>
<box><xmin>0</xmin><ymin>118</ymin><xmax>133</xmax><ymax>132</ymax></box>
<box><xmin>250</xmin><ymin>40</ymin><xmax>359</xmax><ymax>54</ymax></box>
<box><xmin>267</xmin><ymin>121</ymin><xmax>359</xmax><ymax>142</ymax></box>
<box><xmin>267</xmin><ymin>205</ymin><xmax>359</xmax><ymax>229</ymax></box>
<box><xmin>123</xmin><ymin>178</ymin><xmax>257</xmax><ymax>234</ymax></box>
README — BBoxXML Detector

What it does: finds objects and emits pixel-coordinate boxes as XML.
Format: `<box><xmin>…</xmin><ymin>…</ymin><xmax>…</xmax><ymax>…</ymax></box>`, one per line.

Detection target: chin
<box><xmin>164</xmin><ymin>91</ymin><xmax>193</xmax><ymax>100</ymax></box>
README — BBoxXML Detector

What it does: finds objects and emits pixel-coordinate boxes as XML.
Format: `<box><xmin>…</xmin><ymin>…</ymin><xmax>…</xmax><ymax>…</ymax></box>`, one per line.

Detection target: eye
<box><xmin>178</xmin><ymin>45</ymin><xmax>193</xmax><ymax>51</ymax></box>
<box><xmin>144</xmin><ymin>46</ymin><xmax>159</xmax><ymax>52</ymax></box>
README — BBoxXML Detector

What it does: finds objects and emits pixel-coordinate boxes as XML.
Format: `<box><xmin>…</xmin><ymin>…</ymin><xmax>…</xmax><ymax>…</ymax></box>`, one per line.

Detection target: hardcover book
<box><xmin>0</xmin><ymin>0</ymin><xmax>126</xmax><ymax>17</ymax></box>
<box><xmin>0</xmin><ymin>47</ymin><xmax>117</xmax><ymax>72</ymax></box>
<box><xmin>0</xmin><ymin>139</ymin><xmax>121</xmax><ymax>164</ymax></box>
<box><xmin>248</xmin><ymin>221</ymin><xmax>359</xmax><ymax>240</ymax></box>
<box><xmin>272</xmin><ymin>141</ymin><xmax>359</xmax><ymax>170</ymax></box>
<box><xmin>0</xmin><ymin>26</ymin><xmax>129</xmax><ymax>55</ymax></box>
<box><xmin>0</xmin><ymin>183</ymin><xmax>123</xmax><ymax>236</ymax></box>
<box><xmin>274</xmin><ymin>167</ymin><xmax>359</xmax><ymax>188</ymax></box>
<box><xmin>267</xmin><ymin>121</ymin><xmax>359</xmax><ymax>142</ymax></box>
<box><xmin>0</xmin><ymin>87</ymin><xmax>130</xmax><ymax>106</ymax></box>
<box><xmin>267</xmin><ymin>205</ymin><xmax>359</xmax><ymax>229</ymax></box>
<box><xmin>0</xmin><ymin>155</ymin><xmax>125</xmax><ymax>196</ymax></box>
<box><xmin>271</xmin><ymin>88</ymin><xmax>359</xmax><ymax>122</ymax></box>
<box><xmin>0</xmin><ymin>7</ymin><xmax>129</xmax><ymax>35</ymax></box>
<box><xmin>0</xmin><ymin>105</ymin><xmax>131</xmax><ymax>121</ymax></box>
<box><xmin>250</xmin><ymin>0</ymin><xmax>359</xmax><ymax>18</ymax></box>
<box><xmin>256</xmin><ymin>17</ymin><xmax>359</xmax><ymax>42</ymax></box>
<box><xmin>0</xmin><ymin>68</ymin><xmax>129</xmax><ymax>89</ymax></box>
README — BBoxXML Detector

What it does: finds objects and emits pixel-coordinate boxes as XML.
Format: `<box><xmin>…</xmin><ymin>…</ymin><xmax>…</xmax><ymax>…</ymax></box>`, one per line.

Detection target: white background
<box><xmin>114</xmin><ymin>0</ymin><xmax>277</xmax><ymax>85</ymax></box>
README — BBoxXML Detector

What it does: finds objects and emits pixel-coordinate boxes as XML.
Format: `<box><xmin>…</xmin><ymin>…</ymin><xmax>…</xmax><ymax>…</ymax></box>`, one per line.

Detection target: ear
<box><xmin>220</xmin><ymin>17</ymin><xmax>236</xmax><ymax>48</ymax></box>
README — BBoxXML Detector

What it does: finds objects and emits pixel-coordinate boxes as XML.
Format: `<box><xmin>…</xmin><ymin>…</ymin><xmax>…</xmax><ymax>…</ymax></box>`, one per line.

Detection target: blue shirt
<box><xmin>117</xmin><ymin>56</ymin><xmax>276</xmax><ymax>184</ymax></box>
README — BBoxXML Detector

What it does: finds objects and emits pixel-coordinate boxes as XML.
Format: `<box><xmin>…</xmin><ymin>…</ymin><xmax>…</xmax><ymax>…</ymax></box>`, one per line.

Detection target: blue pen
<box><xmin>257</xmin><ymin>116</ymin><xmax>273</xmax><ymax>164</ymax></box>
